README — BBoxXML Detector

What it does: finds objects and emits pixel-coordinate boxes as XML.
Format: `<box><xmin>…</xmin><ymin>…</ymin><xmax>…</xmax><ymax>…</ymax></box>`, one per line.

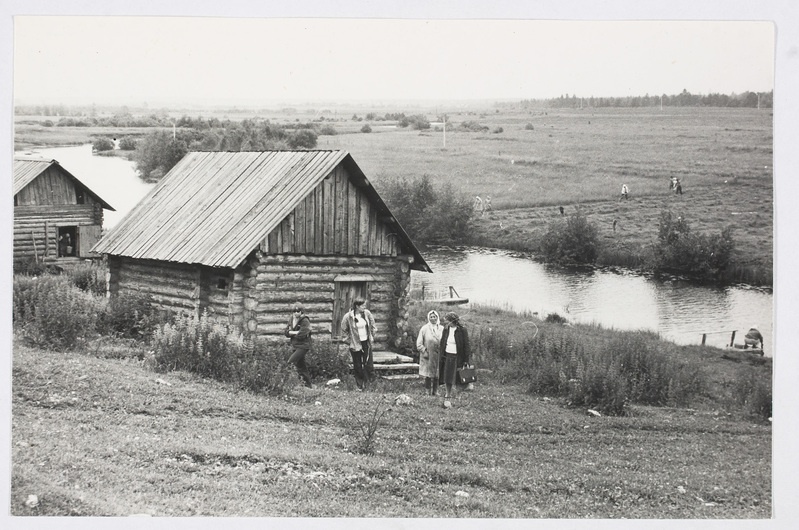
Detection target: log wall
<box><xmin>109</xmin><ymin>257</ymin><xmax>200</xmax><ymax>315</ymax></box>
<box><xmin>14</xmin><ymin>203</ymin><xmax>104</xmax><ymax>262</ymax></box>
<box><xmin>236</xmin><ymin>252</ymin><xmax>413</xmax><ymax>351</ymax></box>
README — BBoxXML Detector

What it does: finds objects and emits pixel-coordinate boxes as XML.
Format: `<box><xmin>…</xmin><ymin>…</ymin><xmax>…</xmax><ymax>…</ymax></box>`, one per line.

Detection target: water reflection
<box><xmin>412</xmin><ymin>247</ymin><xmax>773</xmax><ymax>356</ymax></box>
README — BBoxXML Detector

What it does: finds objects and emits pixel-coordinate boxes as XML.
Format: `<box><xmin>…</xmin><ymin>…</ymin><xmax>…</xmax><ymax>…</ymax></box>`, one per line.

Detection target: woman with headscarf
<box><xmin>416</xmin><ymin>310</ymin><xmax>443</xmax><ymax>395</ymax></box>
<box><xmin>340</xmin><ymin>298</ymin><xmax>377</xmax><ymax>390</ymax></box>
<box><xmin>438</xmin><ymin>311</ymin><xmax>470</xmax><ymax>406</ymax></box>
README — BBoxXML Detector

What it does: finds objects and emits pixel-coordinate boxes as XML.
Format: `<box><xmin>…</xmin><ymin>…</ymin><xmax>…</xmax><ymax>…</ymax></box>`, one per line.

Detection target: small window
<box><xmin>216</xmin><ymin>277</ymin><xmax>228</xmax><ymax>290</ymax></box>
<box><xmin>76</xmin><ymin>188</ymin><xmax>85</xmax><ymax>205</ymax></box>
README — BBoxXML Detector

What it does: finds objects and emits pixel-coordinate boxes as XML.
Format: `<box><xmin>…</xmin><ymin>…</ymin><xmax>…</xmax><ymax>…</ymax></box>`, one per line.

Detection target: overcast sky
<box><xmin>13</xmin><ymin>17</ymin><xmax>775</xmax><ymax>106</ymax></box>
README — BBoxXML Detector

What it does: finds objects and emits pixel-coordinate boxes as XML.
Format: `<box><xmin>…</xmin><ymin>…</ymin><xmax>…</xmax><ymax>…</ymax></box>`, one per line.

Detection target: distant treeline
<box><xmin>518</xmin><ymin>89</ymin><xmax>773</xmax><ymax>109</ymax></box>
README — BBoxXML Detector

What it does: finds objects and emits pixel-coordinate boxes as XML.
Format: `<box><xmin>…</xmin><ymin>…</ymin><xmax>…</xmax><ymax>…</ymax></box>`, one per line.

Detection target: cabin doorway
<box><xmin>57</xmin><ymin>226</ymin><xmax>77</xmax><ymax>257</ymax></box>
<box><xmin>332</xmin><ymin>280</ymin><xmax>370</xmax><ymax>340</ymax></box>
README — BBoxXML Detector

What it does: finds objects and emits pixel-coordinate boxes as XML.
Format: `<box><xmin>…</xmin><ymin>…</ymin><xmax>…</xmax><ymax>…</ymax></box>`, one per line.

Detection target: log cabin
<box><xmin>13</xmin><ymin>156</ymin><xmax>115</xmax><ymax>267</ymax></box>
<box><xmin>92</xmin><ymin>150</ymin><xmax>431</xmax><ymax>351</ymax></box>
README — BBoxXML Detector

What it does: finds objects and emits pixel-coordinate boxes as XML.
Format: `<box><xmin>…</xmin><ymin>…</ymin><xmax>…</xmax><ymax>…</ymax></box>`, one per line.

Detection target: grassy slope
<box><xmin>12</xmin><ymin>329</ymin><xmax>771</xmax><ymax>518</ymax></box>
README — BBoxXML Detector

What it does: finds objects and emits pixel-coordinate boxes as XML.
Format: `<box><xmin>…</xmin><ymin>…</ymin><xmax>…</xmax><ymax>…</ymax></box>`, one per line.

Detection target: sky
<box><xmin>12</xmin><ymin>16</ymin><xmax>776</xmax><ymax>106</ymax></box>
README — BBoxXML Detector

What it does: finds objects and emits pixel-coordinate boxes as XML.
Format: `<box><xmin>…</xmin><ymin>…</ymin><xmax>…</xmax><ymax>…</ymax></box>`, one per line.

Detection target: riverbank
<box><xmin>11</xmin><ymin>300</ymin><xmax>772</xmax><ymax>517</ymax></box>
<box><xmin>467</xmin><ymin>180</ymin><xmax>773</xmax><ymax>286</ymax></box>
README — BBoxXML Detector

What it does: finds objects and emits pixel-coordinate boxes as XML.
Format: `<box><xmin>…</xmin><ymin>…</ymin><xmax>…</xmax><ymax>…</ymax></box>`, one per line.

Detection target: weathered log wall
<box><xmin>109</xmin><ymin>257</ymin><xmax>199</xmax><ymax>314</ymax></box>
<box><xmin>14</xmin><ymin>204</ymin><xmax>104</xmax><ymax>262</ymax></box>
<box><xmin>234</xmin><ymin>252</ymin><xmax>412</xmax><ymax>350</ymax></box>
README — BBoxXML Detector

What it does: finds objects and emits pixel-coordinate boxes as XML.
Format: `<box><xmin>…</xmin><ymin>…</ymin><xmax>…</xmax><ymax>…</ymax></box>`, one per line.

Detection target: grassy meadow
<box><xmin>11</xmin><ymin>299</ymin><xmax>772</xmax><ymax>518</ymax></box>
<box><xmin>15</xmin><ymin>106</ymin><xmax>772</xmax><ymax>283</ymax></box>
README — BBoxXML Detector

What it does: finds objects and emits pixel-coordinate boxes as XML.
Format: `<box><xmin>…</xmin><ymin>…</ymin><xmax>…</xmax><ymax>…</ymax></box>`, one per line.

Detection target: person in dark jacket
<box><xmin>438</xmin><ymin>311</ymin><xmax>470</xmax><ymax>406</ymax></box>
<box><xmin>284</xmin><ymin>303</ymin><xmax>313</xmax><ymax>388</ymax></box>
<box><xmin>744</xmin><ymin>325</ymin><xmax>764</xmax><ymax>351</ymax></box>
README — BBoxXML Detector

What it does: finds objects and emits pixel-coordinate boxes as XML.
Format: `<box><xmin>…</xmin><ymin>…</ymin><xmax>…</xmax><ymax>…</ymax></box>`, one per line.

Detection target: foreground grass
<box><xmin>12</xmin><ymin>339</ymin><xmax>771</xmax><ymax>518</ymax></box>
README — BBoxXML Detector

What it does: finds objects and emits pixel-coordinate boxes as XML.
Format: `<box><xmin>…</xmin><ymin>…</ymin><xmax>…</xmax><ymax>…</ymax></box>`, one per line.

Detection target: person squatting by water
<box><xmin>341</xmin><ymin>298</ymin><xmax>376</xmax><ymax>390</ymax></box>
<box><xmin>438</xmin><ymin>312</ymin><xmax>470</xmax><ymax>408</ymax></box>
<box><xmin>416</xmin><ymin>310</ymin><xmax>443</xmax><ymax>395</ymax></box>
<box><xmin>284</xmin><ymin>304</ymin><xmax>313</xmax><ymax>388</ymax></box>
<box><xmin>744</xmin><ymin>325</ymin><xmax>765</xmax><ymax>351</ymax></box>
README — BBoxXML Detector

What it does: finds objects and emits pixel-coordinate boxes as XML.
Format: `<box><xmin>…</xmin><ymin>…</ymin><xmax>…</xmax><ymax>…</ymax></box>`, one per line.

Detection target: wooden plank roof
<box><xmin>13</xmin><ymin>156</ymin><xmax>116</xmax><ymax>210</ymax></box>
<box><xmin>92</xmin><ymin>150</ymin><xmax>430</xmax><ymax>271</ymax></box>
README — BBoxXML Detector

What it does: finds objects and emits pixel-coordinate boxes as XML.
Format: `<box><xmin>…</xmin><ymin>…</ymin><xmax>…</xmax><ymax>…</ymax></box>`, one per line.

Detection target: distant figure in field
<box><xmin>620</xmin><ymin>184</ymin><xmax>629</xmax><ymax>201</ymax></box>
<box><xmin>484</xmin><ymin>195</ymin><xmax>492</xmax><ymax>214</ymax></box>
<box><xmin>559</xmin><ymin>206</ymin><xmax>565</xmax><ymax>215</ymax></box>
<box><xmin>473</xmin><ymin>196</ymin><xmax>484</xmax><ymax>216</ymax></box>
<box><xmin>674</xmin><ymin>179</ymin><xmax>683</xmax><ymax>195</ymax></box>
<box><xmin>612</xmin><ymin>219</ymin><xmax>618</xmax><ymax>232</ymax></box>
<box><xmin>670</xmin><ymin>177</ymin><xmax>677</xmax><ymax>191</ymax></box>
<box><xmin>744</xmin><ymin>326</ymin><xmax>764</xmax><ymax>351</ymax></box>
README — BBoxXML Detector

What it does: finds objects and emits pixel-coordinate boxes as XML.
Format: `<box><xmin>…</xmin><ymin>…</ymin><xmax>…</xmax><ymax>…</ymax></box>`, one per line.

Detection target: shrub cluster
<box><xmin>540</xmin><ymin>209</ymin><xmax>599</xmax><ymax>265</ymax></box>
<box><xmin>13</xmin><ymin>275</ymin><xmax>102</xmax><ymax>351</ymax></box>
<box><xmin>379</xmin><ymin>174</ymin><xmax>474</xmax><ymax>244</ymax></box>
<box><xmin>474</xmin><ymin>324</ymin><xmax>705</xmax><ymax>415</ymax></box>
<box><xmin>118</xmin><ymin>136</ymin><xmax>137</xmax><ymax>150</ymax></box>
<box><xmin>651</xmin><ymin>211</ymin><xmax>735</xmax><ymax>280</ymax></box>
<box><xmin>92</xmin><ymin>137</ymin><xmax>115</xmax><ymax>152</ymax></box>
<box><xmin>150</xmin><ymin>312</ymin><xmax>297</xmax><ymax>395</ymax></box>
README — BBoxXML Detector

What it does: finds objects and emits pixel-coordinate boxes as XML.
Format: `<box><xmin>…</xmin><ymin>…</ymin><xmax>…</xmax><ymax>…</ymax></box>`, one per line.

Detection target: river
<box><xmin>412</xmin><ymin>247</ymin><xmax>773</xmax><ymax>356</ymax></box>
<box><xmin>22</xmin><ymin>145</ymin><xmax>773</xmax><ymax>356</ymax></box>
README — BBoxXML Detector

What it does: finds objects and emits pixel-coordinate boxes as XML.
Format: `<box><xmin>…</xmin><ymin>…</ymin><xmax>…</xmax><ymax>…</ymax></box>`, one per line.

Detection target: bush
<box><xmin>492</xmin><ymin>127</ymin><xmax>504</xmax><ymax>134</ymax></box>
<box><xmin>118</xmin><ymin>136</ymin><xmax>137</xmax><ymax>150</ymax></box>
<box><xmin>99</xmin><ymin>291</ymin><xmax>160</xmax><ymax>340</ymax></box>
<box><xmin>13</xmin><ymin>275</ymin><xmax>101</xmax><ymax>350</ymax></box>
<box><xmin>540</xmin><ymin>209</ymin><xmax>599</xmax><ymax>265</ymax></box>
<box><xmin>360</xmin><ymin>124</ymin><xmax>372</xmax><ymax>133</ymax></box>
<box><xmin>92</xmin><ymin>137</ymin><xmax>115</xmax><ymax>152</ymax></box>
<box><xmin>150</xmin><ymin>312</ymin><xmax>296</xmax><ymax>395</ymax></box>
<box><xmin>524</xmin><ymin>123</ymin><xmax>535</xmax><ymax>130</ymax></box>
<box><xmin>65</xmin><ymin>262</ymin><xmax>106</xmax><ymax>296</ymax></box>
<box><xmin>732</xmin><ymin>370</ymin><xmax>772</xmax><ymax>421</ymax></box>
<box><xmin>318</xmin><ymin>125</ymin><xmax>337</xmax><ymax>136</ymax></box>
<box><xmin>652</xmin><ymin>211</ymin><xmax>735</xmax><ymax>280</ymax></box>
<box><xmin>380</xmin><ymin>175</ymin><xmax>474</xmax><ymax>244</ymax></box>
<box><xmin>308</xmin><ymin>344</ymin><xmax>352</xmax><ymax>380</ymax></box>
<box><xmin>497</xmin><ymin>327</ymin><xmax>706</xmax><ymax>415</ymax></box>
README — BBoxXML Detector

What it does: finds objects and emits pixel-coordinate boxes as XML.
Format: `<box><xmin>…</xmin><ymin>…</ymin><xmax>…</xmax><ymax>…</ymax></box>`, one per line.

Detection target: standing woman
<box><xmin>416</xmin><ymin>310</ymin><xmax>443</xmax><ymax>395</ymax></box>
<box><xmin>284</xmin><ymin>303</ymin><xmax>313</xmax><ymax>388</ymax></box>
<box><xmin>438</xmin><ymin>312</ymin><xmax>470</xmax><ymax>406</ymax></box>
<box><xmin>341</xmin><ymin>298</ymin><xmax>377</xmax><ymax>390</ymax></box>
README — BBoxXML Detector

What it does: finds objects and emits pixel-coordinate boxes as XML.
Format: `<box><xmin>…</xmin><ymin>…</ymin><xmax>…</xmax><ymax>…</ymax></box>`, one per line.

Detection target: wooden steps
<box><xmin>359</xmin><ymin>351</ymin><xmax>420</xmax><ymax>379</ymax></box>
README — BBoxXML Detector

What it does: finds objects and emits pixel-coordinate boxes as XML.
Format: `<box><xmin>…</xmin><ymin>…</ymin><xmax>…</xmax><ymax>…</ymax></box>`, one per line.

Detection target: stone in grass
<box><xmin>25</xmin><ymin>495</ymin><xmax>38</xmax><ymax>508</ymax></box>
<box><xmin>443</xmin><ymin>400</ymin><xmax>452</xmax><ymax>409</ymax></box>
<box><xmin>455</xmin><ymin>491</ymin><xmax>469</xmax><ymax>497</ymax></box>
<box><xmin>394</xmin><ymin>394</ymin><xmax>412</xmax><ymax>406</ymax></box>
<box><xmin>326</xmin><ymin>379</ymin><xmax>341</xmax><ymax>386</ymax></box>
<box><xmin>587</xmin><ymin>409</ymin><xmax>601</xmax><ymax>417</ymax></box>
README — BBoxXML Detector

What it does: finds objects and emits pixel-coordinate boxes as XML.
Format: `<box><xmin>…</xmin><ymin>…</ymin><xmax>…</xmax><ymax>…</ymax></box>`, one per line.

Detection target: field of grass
<box><xmin>14</xmin><ymin>106</ymin><xmax>773</xmax><ymax>283</ymax></box>
<box><xmin>11</xmin><ymin>298</ymin><xmax>772</xmax><ymax>519</ymax></box>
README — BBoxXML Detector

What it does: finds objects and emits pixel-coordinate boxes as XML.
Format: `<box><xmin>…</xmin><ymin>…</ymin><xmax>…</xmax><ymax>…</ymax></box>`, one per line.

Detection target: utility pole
<box><xmin>443</xmin><ymin>113</ymin><xmax>447</xmax><ymax>149</ymax></box>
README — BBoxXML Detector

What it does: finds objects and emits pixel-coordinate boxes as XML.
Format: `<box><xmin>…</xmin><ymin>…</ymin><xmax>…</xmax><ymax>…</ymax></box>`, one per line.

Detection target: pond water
<box><xmin>25</xmin><ymin>144</ymin><xmax>153</xmax><ymax>229</ymax></box>
<box><xmin>412</xmin><ymin>247</ymin><xmax>774</xmax><ymax>357</ymax></box>
<box><xmin>21</xmin><ymin>145</ymin><xmax>773</xmax><ymax>356</ymax></box>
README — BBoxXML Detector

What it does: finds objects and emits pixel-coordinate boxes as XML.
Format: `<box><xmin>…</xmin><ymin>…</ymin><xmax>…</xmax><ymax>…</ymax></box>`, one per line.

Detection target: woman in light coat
<box><xmin>416</xmin><ymin>310</ymin><xmax>443</xmax><ymax>395</ymax></box>
<box><xmin>340</xmin><ymin>298</ymin><xmax>377</xmax><ymax>390</ymax></box>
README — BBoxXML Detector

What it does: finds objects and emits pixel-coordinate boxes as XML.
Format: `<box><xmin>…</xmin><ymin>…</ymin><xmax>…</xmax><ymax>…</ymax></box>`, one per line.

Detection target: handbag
<box><xmin>456</xmin><ymin>365</ymin><xmax>477</xmax><ymax>384</ymax></box>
